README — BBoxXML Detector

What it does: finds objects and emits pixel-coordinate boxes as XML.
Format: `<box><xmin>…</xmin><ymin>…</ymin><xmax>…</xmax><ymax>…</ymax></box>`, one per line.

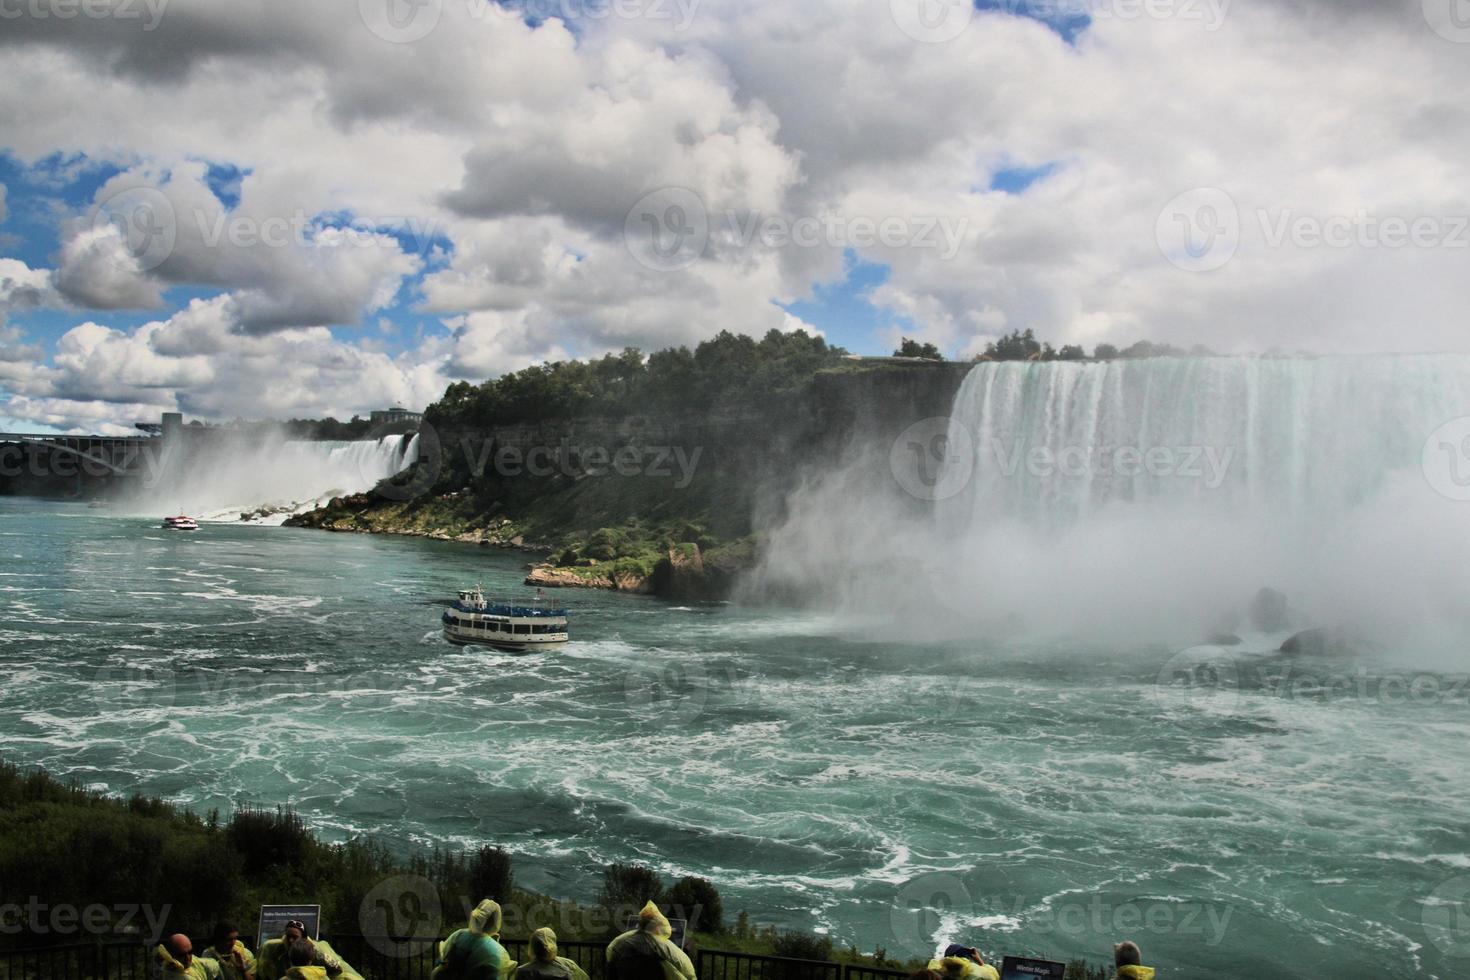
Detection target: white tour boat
<box><xmin>162</xmin><ymin>514</ymin><xmax>200</xmax><ymax>531</ymax></box>
<box><xmin>442</xmin><ymin>585</ymin><xmax>569</xmax><ymax>653</ymax></box>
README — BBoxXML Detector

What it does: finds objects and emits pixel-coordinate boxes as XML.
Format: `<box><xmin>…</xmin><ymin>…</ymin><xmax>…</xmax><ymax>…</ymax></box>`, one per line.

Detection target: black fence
<box><xmin>0</xmin><ymin>938</ymin><xmax>914</xmax><ymax>980</ymax></box>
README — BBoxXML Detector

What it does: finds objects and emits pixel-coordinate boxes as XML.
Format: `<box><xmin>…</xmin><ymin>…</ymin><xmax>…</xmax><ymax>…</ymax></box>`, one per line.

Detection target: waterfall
<box><xmin>938</xmin><ymin>355</ymin><xmax>1470</xmax><ymax>532</ymax></box>
<box><xmin>128</xmin><ymin>433</ymin><xmax>421</xmax><ymax>523</ymax></box>
<box><xmin>758</xmin><ymin>355</ymin><xmax>1470</xmax><ymax>649</ymax></box>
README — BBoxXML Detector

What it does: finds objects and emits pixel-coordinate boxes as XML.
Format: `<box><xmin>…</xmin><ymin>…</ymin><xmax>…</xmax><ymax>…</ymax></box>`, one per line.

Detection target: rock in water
<box><xmin>1250</xmin><ymin>587</ymin><xmax>1292</xmax><ymax>632</ymax></box>
<box><xmin>1280</xmin><ymin>628</ymin><xmax>1355</xmax><ymax>658</ymax></box>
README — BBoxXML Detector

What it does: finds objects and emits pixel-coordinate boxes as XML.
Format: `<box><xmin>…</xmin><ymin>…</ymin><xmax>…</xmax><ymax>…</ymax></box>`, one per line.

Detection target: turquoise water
<box><xmin>3</xmin><ymin>498</ymin><xmax>1469</xmax><ymax>978</ymax></box>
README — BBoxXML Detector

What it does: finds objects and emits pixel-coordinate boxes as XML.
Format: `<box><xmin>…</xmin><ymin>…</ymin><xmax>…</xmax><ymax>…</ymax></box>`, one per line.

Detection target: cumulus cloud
<box><xmin>3</xmin><ymin>0</ymin><xmax>1470</xmax><ymax>427</ymax></box>
<box><xmin>0</xmin><ymin>296</ymin><xmax>455</xmax><ymax>431</ymax></box>
<box><xmin>52</xmin><ymin>163</ymin><xmax>425</xmax><ymax>331</ymax></box>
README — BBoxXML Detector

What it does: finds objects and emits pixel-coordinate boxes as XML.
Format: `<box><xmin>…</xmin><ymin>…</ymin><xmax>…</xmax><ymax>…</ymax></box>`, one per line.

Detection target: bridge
<box><xmin>0</xmin><ymin>415</ymin><xmax>183</xmax><ymax>492</ymax></box>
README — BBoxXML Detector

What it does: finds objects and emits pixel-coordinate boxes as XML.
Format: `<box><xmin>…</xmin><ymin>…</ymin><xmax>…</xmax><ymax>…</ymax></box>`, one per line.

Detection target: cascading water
<box><xmin>938</xmin><ymin>355</ymin><xmax>1470</xmax><ymax>531</ymax></box>
<box><xmin>126</xmin><ymin>432</ymin><xmax>420</xmax><ymax>523</ymax></box>
<box><xmin>759</xmin><ymin>355</ymin><xmax>1470</xmax><ymax>651</ymax></box>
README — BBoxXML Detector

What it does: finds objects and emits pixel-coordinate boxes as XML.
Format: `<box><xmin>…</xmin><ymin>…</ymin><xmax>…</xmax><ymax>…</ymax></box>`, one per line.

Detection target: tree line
<box><xmin>893</xmin><ymin>330</ymin><xmax>1214</xmax><ymax>362</ymax></box>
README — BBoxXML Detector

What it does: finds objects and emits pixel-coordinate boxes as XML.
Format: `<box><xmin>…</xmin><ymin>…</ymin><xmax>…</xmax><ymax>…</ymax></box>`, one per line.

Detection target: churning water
<box><xmin>5</xmin><ymin>358</ymin><xmax>1470</xmax><ymax>978</ymax></box>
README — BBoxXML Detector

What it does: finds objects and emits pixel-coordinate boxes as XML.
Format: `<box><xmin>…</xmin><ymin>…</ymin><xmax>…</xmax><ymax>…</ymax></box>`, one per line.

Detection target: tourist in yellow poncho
<box><xmin>1111</xmin><ymin>941</ymin><xmax>1156</xmax><ymax>980</ymax></box>
<box><xmin>606</xmin><ymin>901</ymin><xmax>696</xmax><ymax>980</ymax></box>
<box><xmin>926</xmin><ymin>944</ymin><xmax>999</xmax><ymax>980</ymax></box>
<box><xmin>154</xmin><ymin>934</ymin><xmax>222</xmax><ymax>980</ymax></box>
<box><xmin>255</xmin><ymin>921</ymin><xmax>362</xmax><ymax>980</ymax></box>
<box><xmin>514</xmin><ymin>927</ymin><xmax>590</xmax><ymax>980</ymax></box>
<box><xmin>432</xmin><ymin>899</ymin><xmax>516</xmax><ymax>980</ymax></box>
<box><xmin>200</xmin><ymin>923</ymin><xmax>256</xmax><ymax>980</ymax></box>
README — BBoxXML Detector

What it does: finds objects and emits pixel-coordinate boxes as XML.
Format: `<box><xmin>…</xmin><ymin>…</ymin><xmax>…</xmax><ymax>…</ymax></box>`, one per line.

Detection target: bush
<box><xmin>227</xmin><ymin>807</ymin><xmax>311</xmax><ymax>872</ymax></box>
<box><xmin>600</xmin><ymin>864</ymin><xmax>664</xmax><ymax>922</ymax></box>
<box><xmin>665</xmin><ymin>875</ymin><xmax>724</xmax><ymax>934</ymax></box>
<box><xmin>585</xmin><ymin>528</ymin><xmax>626</xmax><ymax>561</ymax></box>
<box><xmin>772</xmin><ymin>931</ymin><xmax>834</xmax><ymax>961</ymax></box>
<box><xmin>470</xmin><ymin>845</ymin><xmax>515</xmax><ymax>903</ymax></box>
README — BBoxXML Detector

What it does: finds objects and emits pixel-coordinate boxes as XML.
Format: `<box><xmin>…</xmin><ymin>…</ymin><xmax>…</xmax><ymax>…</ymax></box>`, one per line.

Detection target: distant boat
<box><xmin>442</xmin><ymin>585</ymin><xmax>568</xmax><ymax>653</ymax></box>
<box><xmin>162</xmin><ymin>514</ymin><xmax>199</xmax><ymax>531</ymax></box>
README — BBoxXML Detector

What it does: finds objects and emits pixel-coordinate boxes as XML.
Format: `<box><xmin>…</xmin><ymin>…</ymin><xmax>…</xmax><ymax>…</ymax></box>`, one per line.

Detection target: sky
<box><xmin>0</xmin><ymin>0</ymin><xmax>1468</xmax><ymax>433</ymax></box>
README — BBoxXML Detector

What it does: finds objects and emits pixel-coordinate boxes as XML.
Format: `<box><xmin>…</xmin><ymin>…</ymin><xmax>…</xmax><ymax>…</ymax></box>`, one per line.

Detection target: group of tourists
<box><xmin>917</xmin><ymin>940</ymin><xmax>1154</xmax><ymax>980</ymax></box>
<box><xmin>151</xmin><ymin>898</ymin><xmax>693</xmax><ymax>980</ymax></box>
<box><xmin>154</xmin><ymin>919</ymin><xmax>363</xmax><ymax>980</ymax></box>
<box><xmin>152</xmin><ymin>900</ymin><xmax>1152</xmax><ymax>980</ymax></box>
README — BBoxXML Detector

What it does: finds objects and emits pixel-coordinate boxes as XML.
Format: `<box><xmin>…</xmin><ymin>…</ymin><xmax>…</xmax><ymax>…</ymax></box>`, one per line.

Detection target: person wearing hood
<box><xmin>283</xmin><ymin>940</ymin><xmax>331</xmax><ymax>980</ymax></box>
<box><xmin>514</xmin><ymin>927</ymin><xmax>590</xmax><ymax>980</ymax></box>
<box><xmin>432</xmin><ymin>899</ymin><xmax>516</xmax><ymax>980</ymax></box>
<box><xmin>255</xmin><ymin>922</ymin><xmax>358</xmax><ymax>980</ymax></box>
<box><xmin>925</xmin><ymin>944</ymin><xmax>999</xmax><ymax>980</ymax></box>
<box><xmin>200</xmin><ymin>923</ymin><xmax>256</xmax><ymax>980</ymax></box>
<box><xmin>606</xmin><ymin>901</ymin><xmax>696</xmax><ymax>980</ymax></box>
<box><xmin>1111</xmin><ymin>941</ymin><xmax>1156</xmax><ymax>980</ymax></box>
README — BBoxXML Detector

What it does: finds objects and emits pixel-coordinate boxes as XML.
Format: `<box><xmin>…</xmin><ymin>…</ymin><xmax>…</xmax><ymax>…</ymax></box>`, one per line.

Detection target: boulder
<box><xmin>650</xmin><ymin>543</ymin><xmax>708</xmax><ymax>600</ymax></box>
<box><xmin>1280</xmin><ymin>628</ymin><xmax>1355</xmax><ymax>658</ymax></box>
<box><xmin>1250</xmin><ymin>587</ymin><xmax>1292</xmax><ymax>632</ymax></box>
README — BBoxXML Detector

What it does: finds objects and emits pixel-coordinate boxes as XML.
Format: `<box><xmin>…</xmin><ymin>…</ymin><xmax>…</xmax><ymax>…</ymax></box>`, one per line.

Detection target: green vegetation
<box><xmin>979</xmin><ymin>329</ymin><xmax>1213</xmax><ymax>362</ymax></box>
<box><xmin>429</xmin><ymin>329</ymin><xmax>846</xmax><ymax>429</ymax></box>
<box><xmin>0</xmin><ymin>761</ymin><xmax>1109</xmax><ymax>977</ymax></box>
<box><xmin>893</xmin><ymin>338</ymin><xmax>943</xmax><ymax>360</ymax></box>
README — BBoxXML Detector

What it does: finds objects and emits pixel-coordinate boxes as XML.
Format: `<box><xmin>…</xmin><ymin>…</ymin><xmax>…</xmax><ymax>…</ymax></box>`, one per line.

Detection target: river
<box><xmin>3</xmin><ymin>497</ymin><xmax>1469</xmax><ymax>977</ymax></box>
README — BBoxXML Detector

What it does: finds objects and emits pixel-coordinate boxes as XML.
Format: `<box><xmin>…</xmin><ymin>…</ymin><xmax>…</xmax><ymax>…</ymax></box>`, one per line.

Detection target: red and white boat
<box><xmin>161</xmin><ymin>514</ymin><xmax>199</xmax><ymax>531</ymax></box>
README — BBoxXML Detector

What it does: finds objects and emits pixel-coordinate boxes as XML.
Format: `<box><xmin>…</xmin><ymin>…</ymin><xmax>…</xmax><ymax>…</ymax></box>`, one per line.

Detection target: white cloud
<box><xmin>3</xmin><ymin>0</ymin><xmax>1470</xmax><ymax>425</ymax></box>
<box><xmin>0</xmin><ymin>296</ymin><xmax>455</xmax><ymax>431</ymax></box>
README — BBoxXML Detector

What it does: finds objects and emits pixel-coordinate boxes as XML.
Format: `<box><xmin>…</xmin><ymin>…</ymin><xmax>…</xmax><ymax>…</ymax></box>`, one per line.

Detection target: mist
<box><xmin>114</xmin><ymin>428</ymin><xmax>418</xmax><ymax>523</ymax></box>
<box><xmin>752</xmin><ymin>356</ymin><xmax>1470</xmax><ymax>663</ymax></box>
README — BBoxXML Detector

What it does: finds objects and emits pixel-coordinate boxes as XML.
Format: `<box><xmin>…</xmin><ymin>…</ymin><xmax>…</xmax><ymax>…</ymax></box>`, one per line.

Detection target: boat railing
<box><xmin>452</xmin><ymin>600</ymin><xmax>568</xmax><ymax>618</ymax></box>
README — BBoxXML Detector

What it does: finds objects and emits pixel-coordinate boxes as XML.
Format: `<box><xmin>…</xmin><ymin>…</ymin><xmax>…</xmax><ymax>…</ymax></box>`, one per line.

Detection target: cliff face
<box><xmin>428</xmin><ymin>362</ymin><xmax>971</xmax><ymax>483</ymax></box>
<box><xmin>289</xmin><ymin>362</ymin><xmax>974</xmax><ymax>597</ymax></box>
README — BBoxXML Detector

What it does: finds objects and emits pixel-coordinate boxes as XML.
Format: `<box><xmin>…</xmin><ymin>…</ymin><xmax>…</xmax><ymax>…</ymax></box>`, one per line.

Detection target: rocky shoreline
<box><xmin>285</xmin><ymin>493</ymin><xmax>751</xmax><ymax>600</ymax></box>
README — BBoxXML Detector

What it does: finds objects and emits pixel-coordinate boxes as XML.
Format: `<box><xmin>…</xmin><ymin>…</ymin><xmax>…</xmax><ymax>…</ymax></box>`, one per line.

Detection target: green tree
<box><xmin>666</xmin><ymin>875</ymin><xmax>725</xmax><ymax>934</ymax></box>
<box><xmin>469</xmin><ymin>845</ymin><xmax>514</xmax><ymax>903</ymax></box>
<box><xmin>894</xmin><ymin>338</ymin><xmax>943</xmax><ymax>360</ymax></box>
<box><xmin>985</xmin><ymin>329</ymin><xmax>1042</xmax><ymax>361</ymax></box>
<box><xmin>600</xmin><ymin>864</ymin><xmax>664</xmax><ymax>920</ymax></box>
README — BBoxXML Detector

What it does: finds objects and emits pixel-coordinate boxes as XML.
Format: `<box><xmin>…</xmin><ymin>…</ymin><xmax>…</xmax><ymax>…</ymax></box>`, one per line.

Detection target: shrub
<box><xmin>772</xmin><ymin>931</ymin><xmax>833</xmax><ymax>961</ymax></box>
<box><xmin>585</xmin><ymin>528</ymin><xmax>626</xmax><ymax>561</ymax></box>
<box><xmin>470</xmin><ymin>845</ymin><xmax>515</xmax><ymax>903</ymax></box>
<box><xmin>227</xmin><ymin>807</ymin><xmax>310</xmax><ymax>872</ymax></box>
<box><xmin>600</xmin><ymin>864</ymin><xmax>664</xmax><ymax>922</ymax></box>
<box><xmin>666</xmin><ymin>875</ymin><xmax>724</xmax><ymax>934</ymax></box>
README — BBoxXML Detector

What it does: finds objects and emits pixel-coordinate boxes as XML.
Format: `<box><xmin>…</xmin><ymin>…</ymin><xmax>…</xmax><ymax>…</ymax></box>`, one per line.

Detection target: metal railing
<box><xmin>0</xmin><ymin>942</ymin><xmax>151</xmax><ymax>980</ymax></box>
<box><xmin>0</xmin><ymin>937</ymin><xmax>915</xmax><ymax>980</ymax></box>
